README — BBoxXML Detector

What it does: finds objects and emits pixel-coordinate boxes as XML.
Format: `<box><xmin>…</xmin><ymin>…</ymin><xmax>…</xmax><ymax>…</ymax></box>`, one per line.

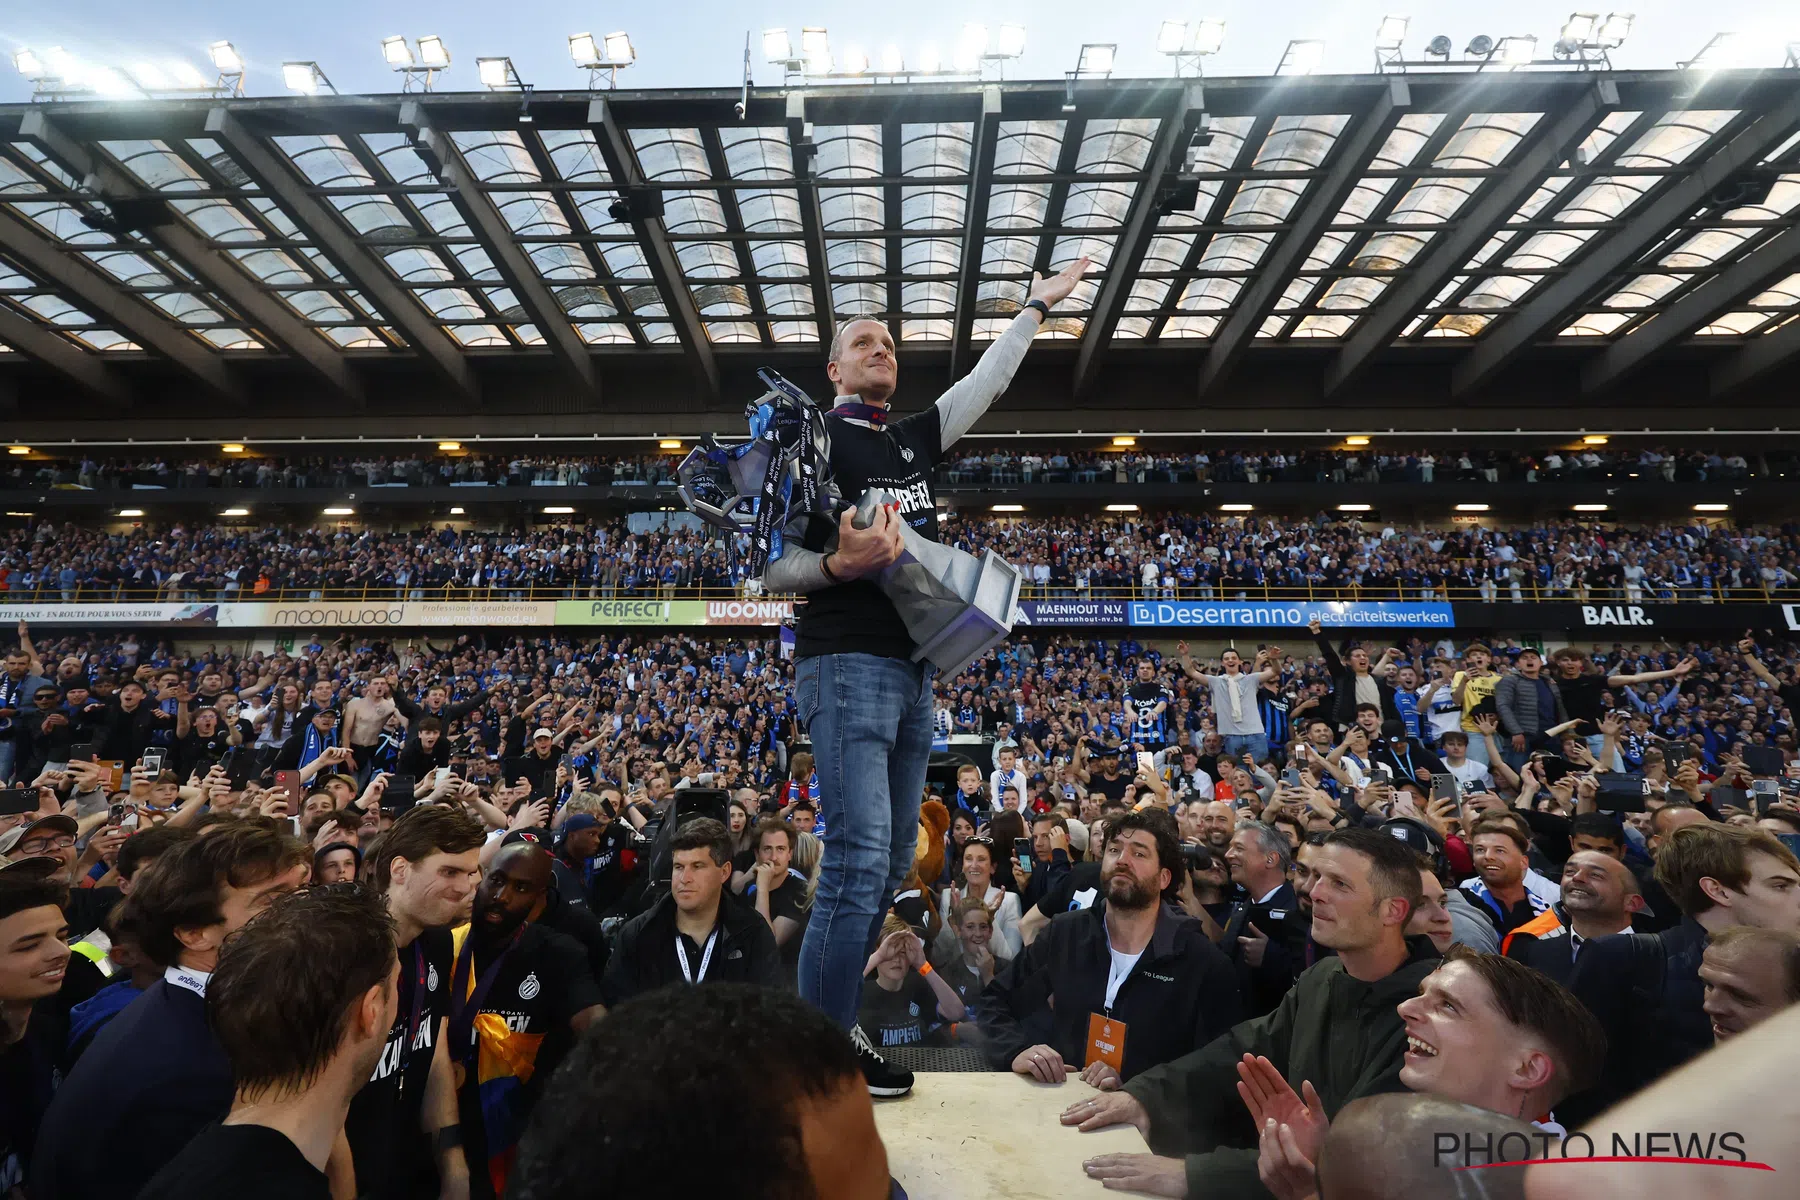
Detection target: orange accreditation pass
<box><xmin>1085</xmin><ymin>1012</ymin><xmax>1127</xmax><ymax>1072</ymax></box>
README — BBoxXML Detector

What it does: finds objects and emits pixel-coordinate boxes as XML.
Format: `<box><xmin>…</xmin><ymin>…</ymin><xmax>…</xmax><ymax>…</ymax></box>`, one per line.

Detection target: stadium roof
<box><xmin>1</xmin><ymin>68</ymin><xmax>1800</xmax><ymax>434</ymax></box>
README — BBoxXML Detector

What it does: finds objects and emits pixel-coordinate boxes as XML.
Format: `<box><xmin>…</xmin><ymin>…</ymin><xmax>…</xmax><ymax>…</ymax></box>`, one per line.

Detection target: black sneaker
<box><xmin>851</xmin><ymin>1024</ymin><xmax>914</xmax><ymax>1098</ymax></box>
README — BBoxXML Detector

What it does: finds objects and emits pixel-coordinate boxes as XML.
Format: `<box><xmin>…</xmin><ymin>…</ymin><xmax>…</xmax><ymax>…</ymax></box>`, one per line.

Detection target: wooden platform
<box><xmin>873</xmin><ymin>1072</ymin><xmax>1154</xmax><ymax>1199</ymax></box>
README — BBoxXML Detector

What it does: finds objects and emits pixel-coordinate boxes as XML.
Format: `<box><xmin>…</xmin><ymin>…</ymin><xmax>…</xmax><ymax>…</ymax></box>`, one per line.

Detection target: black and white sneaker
<box><xmin>851</xmin><ymin>1024</ymin><xmax>914</xmax><ymax>1098</ymax></box>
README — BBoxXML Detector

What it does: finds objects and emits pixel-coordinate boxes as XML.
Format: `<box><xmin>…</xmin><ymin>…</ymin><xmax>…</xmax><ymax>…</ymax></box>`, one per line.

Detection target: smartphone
<box><xmin>1430</xmin><ymin>773</ymin><xmax>1458</xmax><ymax>804</ymax></box>
<box><xmin>1372</xmin><ymin>761</ymin><xmax>1394</xmax><ymax>780</ymax></box>
<box><xmin>387</xmin><ymin>775</ymin><xmax>417</xmax><ymax>806</ymax></box>
<box><xmin>1013</xmin><ymin>836</ymin><xmax>1032</xmax><ymax>864</ymax></box>
<box><xmin>1662</xmin><ymin>742</ymin><xmax>1689</xmax><ymax>771</ymax></box>
<box><xmin>1595</xmin><ymin>773</ymin><xmax>1651</xmax><ymax>813</ymax></box>
<box><xmin>273</xmin><ymin>769</ymin><xmax>302</xmax><ymax>804</ymax></box>
<box><xmin>1751</xmin><ymin>778</ymin><xmax>1780</xmax><ymax>816</ymax></box>
<box><xmin>221</xmin><ymin>746</ymin><xmax>254</xmax><ymax>790</ymax></box>
<box><xmin>1136</xmin><ymin>751</ymin><xmax>1155</xmax><ymax>776</ymax></box>
<box><xmin>108</xmin><ymin>802</ymin><xmax>127</xmax><ymax>826</ymax></box>
<box><xmin>1741</xmin><ymin>745</ymin><xmax>1784</xmax><ymax>777</ymax></box>
<box><xmin>68</xmin><ymin>743</ymin><xmax>95</xmax><ymax>763</ymax></box>
<box><xmin>1776</xmin><ymin>833</ymin><xmax>1800</xmax><ymax>861</ymax></box>
<box><xmin>0</xmin><ymin>788</ymin><xmax>38</xmax><ymax>816</ymax></box>
<box><xmin>1540</xmin><ymin>756</ymin><xmax>1575</xmax><ymax>786</ymax></box>
<box><xmin>140</xmin><ymin>748</ymin><xmax>167</xmax><ymax>776</ymax></box>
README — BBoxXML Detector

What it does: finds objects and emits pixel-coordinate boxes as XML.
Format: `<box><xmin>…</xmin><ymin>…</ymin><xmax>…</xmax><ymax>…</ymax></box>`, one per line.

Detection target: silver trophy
<box><xmin>678</xmin><ymin>369</ymin><xmax>1021</xmax><ymax>677</ymax></box>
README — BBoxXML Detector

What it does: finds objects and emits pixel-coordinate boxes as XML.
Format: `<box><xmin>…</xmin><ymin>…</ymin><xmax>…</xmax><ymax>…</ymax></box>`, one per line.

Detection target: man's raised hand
<box><xmin>1029</xmin><ymin>257</ymin><xmax>1091</xmax><ymax>309</ymax></box>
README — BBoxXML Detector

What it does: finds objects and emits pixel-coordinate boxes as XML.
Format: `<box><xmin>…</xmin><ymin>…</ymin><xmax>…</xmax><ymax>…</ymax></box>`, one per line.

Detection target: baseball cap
<box><xmin>0</xmin><ymin>813</ymin><xmax>79</xmax><ymax>859</ymax></box>
<box><xmin>501</xmin><ymin>827</ymin><xmax>552</xmax><ymax>848</ymax></box>
<box><xmin>560</xmin><ymin>814</ymin><xmax>601</xmax><ymax>836</ymax></box>
<box><xmin>0</xmin><ymin>854</ymin><xmax>63</xmax><ymax>879</ymax></box>
<box><xmin>532</xmin><ymin>728</ymin><xmax>555</xmax><ymax>740</ymax></box>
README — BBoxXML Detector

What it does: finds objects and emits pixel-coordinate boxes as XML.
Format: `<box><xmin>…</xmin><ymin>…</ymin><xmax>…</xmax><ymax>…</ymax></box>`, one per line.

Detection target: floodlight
<box><xmin>323</xmin><ymin>507</ymin><xmax>355</xmax><ymax>516</ymax></box>
<box><xmin>208</xmin><ymin>41</ymin><xmax>243</xmax><ymax>73</ymax></box>
<box><xmin>1156</xmin><ymin>21</ymin><xmax>1189</xmax><ymax>55</ymax></box>
<box><xmin>118</xmin><ymin>509</ymin><xmax>145</xmax><ymax>518</ymax></box>
<box><xmin>991</xmin><ymin>504</ymin><xmax>1024</xmax><ymax>513</ymax></box>
<box><xmin>1078</xmin><ymin>43</ymin><xmax>1116</xmax><ymax>75</ymax></box>
<box><xmin>1220</xmin><ymin>503</ymin><xmax>1254</xmax><ymax>512</ymax></box>
<box><xmin>918</xmin><ymin>43</ymin><xmax>942</xmax><ymax>73</ymax></box>
<box><xmin>801</xmin><ymin>27</ymin><xmax>830</xmax><ymax>72</ymax></box>
<box><xmin>381</xmin><ymin>35</ymin><xmax>413</xmax><ymax>67</ymax></box>
<box><xmin>221</xmin><ymin>508</ymin><xmax>249</xmax><ymax>516</ymax></box>
<box><xmin>842</xmin><ymin>45</ymin><xmax>869</xmax><ymax>74</ymax></box>
<box><xmin>602</xmin><ymin>33</ymin><xmax>635</xmax><ymax>66</ymax></box>
<box><xmin>1455</xmin><ymin>503</ymin><xmax>1491</xmax><ymax>512</ymax></box>
<box><xmin>1572</xmin><ymin>503</ymin><xmax>1609</xmax><ymax>512</ymax></box>
<box><xmin>1598</xmin><ymin>12</ymin><xmax>1633</xmax><ymax>47</ymax></box>
<box><xmin>1499</xmin><ymin>35</ymin><xmax>1537</xmax><ymax>64</ymax></box>
<box><xmin>476</xmin><ymin>56</ymin><xmax>517</xmax><ymax>89</ymax></box>
<box><xmin>1466</xmin><ymin>34</ymin><xmax>1495</xmax><ymax>57</ymax></box>
<box><xmin>44</xmin><ymin>48</ymin><xmax>78</xmax><ymax>83</ymax></box>
<box><xmin>1106</xmin><ymin>504</ymin><xmax>1141</xmax><ymax>513</ymax></box>
<box><xmin>880</xmin><ymin>44</ymin><xmax>904</xmax><ymax>73</ymax></box>
<box><xmin>221</xmin><ymin>443</ymin><xmax>246</xmax><ymax>453</ymax></box>
<box><xmin>997</xmin><ymin>24</ymin><xmax>1026</xmax><ymax>58</ymax></box>
<box><xmin>282</xmin><ymin>61</ymin><xmax>324</xmax><ymax>93</ymax></box>
<box><xmin>13</xmin><ymin>50</ymin><xmax>44</xmax><ymax>77</ymax></box>
<box><xmin>961</xmin><ymin>24</ymin><xmax>989</xmax><ymax>57</ymax></box>
<box><xmin>763</xmin><ymin>28</ymin><xmax>793</xmax><ymax>63</ymax></box>
<box><xmin>543</xmin><ymin>506</ymin><xmax>575</xmax><ymax>515</ymax></box>
<box><xmin>170</xmin><ymin>61</ymin><xmax>210</xmax><ymax>89</ymax></box>
<box><xmin>1693</xmin><ymin>503</ymin><xmax>1730</xmax><ymax>512</ymax></box>
<box><xmin>1345</xmin><ymin>436</ymin><xmax>1371</xmax><ymax>446</ymax></box>
<box><xmin>1376</xmin><ymin>15</ymin><xmax>1409</xmax><ymax>48</ymax></box>
<box><xmin>1277</xmin><ymin>39</ymin><xmax>1325</xmax><ymax>74</ymax></box>
<box><xmin>5</xmin><ymin>446</ymin><xmax>28</xmax><ymax>455</ymax></box>
<box><xmin>570</xmin><ymin>33</ymin><xmax>599</xmax><ymax>64</ymax></box>
<box><xmin>438</xmin><ymin>441</ymin><xmax>462</xmax><ymax>451</ymax></box>
<box><xmin>1426</xmin><ymin>34</ymin><xmax>1453</xmax><ymax>57</ymax></box>
<box><xmin>1195</xmin><ymin>18</ymin><xmax>1226</xmax><ymax>54</ymax></box>
<box><xmin>1337</xmin><ymin>504</ymin><xmax>1372</xmax><ymax>512</ymax></box>
<box><xmin>1561</xmin><ymin>13</ymin><xmax>1598</xmax><ymax>42</ymax></box>
<box><xmin>418</xmin><ymin>36</ymin><xmax>450</xmax><ymax>68</ymax></box>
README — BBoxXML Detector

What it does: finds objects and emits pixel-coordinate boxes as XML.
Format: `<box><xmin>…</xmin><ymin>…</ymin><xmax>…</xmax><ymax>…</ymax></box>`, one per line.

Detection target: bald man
<box><xmin>1503</xmin><ymin>851</ymin><xmax>1644</xmax><ymax>987</ymax></box>
<box><xmin>1699</xmin><ymin>925</ymin><xmax>1800</xmax><ymax>1042</ymax></box>
<box><xmin>760</xmin><ymin>258</ymin><xmax>1091</xmax><ymax>1096</ymax></box>
<box><xmin>1315</xmin><ymin>1094</ymin><xmax>1535</xmax><ymax>1200</ymax></box>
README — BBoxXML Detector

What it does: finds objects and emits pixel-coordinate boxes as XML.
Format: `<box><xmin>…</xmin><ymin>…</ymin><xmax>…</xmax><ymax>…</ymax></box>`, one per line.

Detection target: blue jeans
<box><xmin>1221</xmin><ymin>733</ymin><xmax>1269</xmax><ymax>764</ymax></box>
<box><xmin>795</xmin><ymin>652</ymin><xmax>936</xmax><ymax>1030</ymax></box>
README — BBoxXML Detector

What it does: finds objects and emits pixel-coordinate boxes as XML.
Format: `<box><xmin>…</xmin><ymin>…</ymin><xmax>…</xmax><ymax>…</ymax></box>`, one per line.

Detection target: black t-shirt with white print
<box><xmin>795</xmin><ymin>408</ymin><xmax>944</xmax><ymax>662</ymax></box>
<box><xmin>346</xmin><ymin>926</ymin><xmax>452</xmax><ymax>1200</ymax></box>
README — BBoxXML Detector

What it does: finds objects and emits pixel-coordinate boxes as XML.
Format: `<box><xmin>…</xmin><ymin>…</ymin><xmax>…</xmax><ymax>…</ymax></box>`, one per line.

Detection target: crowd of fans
<box><xmin>6</xmin><ymin>510</ymin><xmax>1800</xmax><ymax>602</ymax></box>
<box><xmin>4</xmin><ymin>442</ymin><xmax>1787</xmax><ymax>494</ymax></box>
<box><xmin>3</xmin><ymin>617</ymin><xmax>1799</xmax><ymax>1197</ymax></box>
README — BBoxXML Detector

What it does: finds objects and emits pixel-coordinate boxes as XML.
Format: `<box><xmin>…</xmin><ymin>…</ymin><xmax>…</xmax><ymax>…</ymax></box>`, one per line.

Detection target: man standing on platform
<box><xmin>762</xmin><ymin>257</ymin><xmax>1090</xmax><ymax>1097</ymax></box>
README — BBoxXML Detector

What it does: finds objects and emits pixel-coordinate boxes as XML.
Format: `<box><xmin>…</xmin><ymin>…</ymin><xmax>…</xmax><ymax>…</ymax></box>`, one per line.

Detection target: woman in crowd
<box><xmin>936</xmin><ymin>837</ymin><xmax>1022</xmax><ymax>959</ymax></box>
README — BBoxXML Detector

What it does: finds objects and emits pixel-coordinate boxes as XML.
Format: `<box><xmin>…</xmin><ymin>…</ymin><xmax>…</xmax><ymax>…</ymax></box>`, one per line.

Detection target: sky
<box><xmin>0</xmin><ymin>1</ymin><xmax>1795</xmax><ymax>104</ymax></box>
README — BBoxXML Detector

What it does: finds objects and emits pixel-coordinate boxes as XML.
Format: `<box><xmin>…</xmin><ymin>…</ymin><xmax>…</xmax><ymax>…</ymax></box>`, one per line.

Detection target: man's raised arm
<box><xmin>935</xmin><ymin>259</ymin><xmax>1090</xmax><ymax>447</ymax></box>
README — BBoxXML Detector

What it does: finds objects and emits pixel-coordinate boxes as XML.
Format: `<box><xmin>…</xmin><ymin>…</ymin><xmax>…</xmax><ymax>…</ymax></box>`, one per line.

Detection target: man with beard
<box><xmin>1503</xmin><ymin>851</ymin><xmax>1643</xmax><ymax>987</ymax></box>
<box><xmin>1066</xmin><ymin>828</ymin><xmax>1438</xmax><ymax>1199</ymax></box>
<box><xmin>979</xmin><ymin>810</ymin><xmax>1240</xmax><ymax>1088</ymax></box>
<box><xmin>452</xmin><ymin>841</ymin><xmax>603</xmax><ymax>1200</ymax></box>
<box><xmin>1197</xmin><ymin>801</ymin><xmax>1236</xmax><ymax>853</ymax></box>
<box><xmin>346</xmin><ymin>806</ymin><xmax>484</xmax><ymax>1200</ymax></box>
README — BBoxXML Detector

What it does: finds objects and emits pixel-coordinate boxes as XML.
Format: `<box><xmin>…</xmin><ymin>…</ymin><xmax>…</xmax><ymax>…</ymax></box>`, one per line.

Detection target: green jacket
<box><xmin>1121</xmin><ymin>937</ymin><xmax>1440</xmax><ymax>1199</ymax></box>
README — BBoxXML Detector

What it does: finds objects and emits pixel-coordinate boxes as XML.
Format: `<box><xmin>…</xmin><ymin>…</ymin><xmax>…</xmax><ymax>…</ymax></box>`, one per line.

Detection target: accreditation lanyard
<box><xmin>676</xmin><ymin>928</ymin><xmax>719</xmax><ymax>984</ymax></box>
<box><xmin>448</xmin><ymin>925</ymin><xmax>524</xmax><ymax>1062</ymax></box>
<box><xmin>396</xmin><ymin>941</ymin><xmax>426</xmax><ymax>1103</ymax></box>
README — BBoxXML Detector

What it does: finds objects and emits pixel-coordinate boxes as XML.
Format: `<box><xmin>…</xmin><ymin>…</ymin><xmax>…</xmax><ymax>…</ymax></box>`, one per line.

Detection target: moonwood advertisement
<box><xmin>216</xmin><ymin>601</ymin><xmax>558</xmax><ymax>628</ymax></box>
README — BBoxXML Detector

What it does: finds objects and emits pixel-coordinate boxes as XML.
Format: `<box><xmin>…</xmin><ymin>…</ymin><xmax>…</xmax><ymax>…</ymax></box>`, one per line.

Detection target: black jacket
<box><xmin>1312</xmin><ymin>634</ymin><xmax>1399</xmax><ymax>730</ymax></box>
<box><xmin>1225</xmin><ymin>881</ymin><xmax>1310</xmax><ymax>1018</ymax></box>
<box><xmin>1370</xmin><ymin>738</ymin><xmax>1447</xmax><ymax>787</ymax></box>
<box><xmin>601</xmin><ymin>890</ymin><xmax>781</xmax><ymax>1006</ymax></box>
<box><xmin>31</xmin><ymin>977</ymin><xmax>232</xmax><ymax>1199</ymax></box>
<box><xmin>979</xmin><ymin>901</ymin><xmax>1242</xmax><ymax>1083</ymax></box>
<box><xmin>1020</xmin><ymin>848</ymin><xmax>1074</xmax><ymax>915</ymax></box>
<box><xmin>1561</xmin><ymin>917</ymin><xmax>1710</xmax><ymax>1127</ymax></box>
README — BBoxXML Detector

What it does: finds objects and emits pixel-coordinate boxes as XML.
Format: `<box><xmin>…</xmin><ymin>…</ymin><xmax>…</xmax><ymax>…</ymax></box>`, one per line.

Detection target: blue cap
<box><xmin>561</xmin><ymin>814</ymin><xmax>601</xmax><ymax>836</ymax></box>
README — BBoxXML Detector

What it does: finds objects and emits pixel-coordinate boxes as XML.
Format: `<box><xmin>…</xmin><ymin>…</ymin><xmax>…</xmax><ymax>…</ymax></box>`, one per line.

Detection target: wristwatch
<box><xmin>1024</xmin><ymin>298</ymin><xmax>1051</xmax><ymax>320</ymax></box>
